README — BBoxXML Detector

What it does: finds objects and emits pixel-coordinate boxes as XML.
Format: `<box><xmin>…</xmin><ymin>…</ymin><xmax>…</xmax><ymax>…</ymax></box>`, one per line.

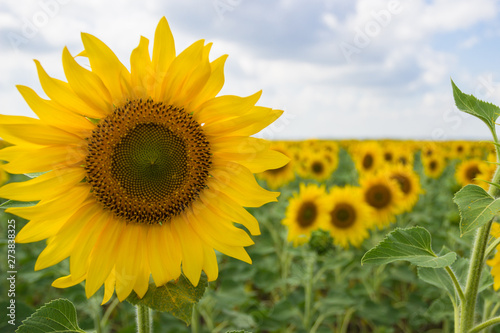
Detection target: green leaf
<box><xmin>0</xmin><ymin>200</ymin><xmax>38</xmax><ymax>209</ymax></box>
<box><xmin>418</xmin><ymin>266</ymin><xmax>456</xmax><ymax>300</ymax></box>
<box><xmin>225</xmin><ymin>331</ymin><xmax>253</xmax><ymax>333</ymax></box>
<box><xmin>127</xmin><ymin>274</ymin><xmax>208</xmax><ymax>325</ymax></box>
<box><xmin>361</xmin><ymin>226</ymin><xmax>457</xmax><ymax>268</ymax></box>
<box><xmin>451</xmin><ymin>79</ymin><xmax>500</xmax><ymax>133</ymax></box>
<box><xmin>453</xmin><ymin>184</ymin><xmax>500</xmax><ymax>236</ymax></box>
<box><xmin>16</xmin><ymin>298</ymin><xmax>84</xmax><ymax>333</ymax></box>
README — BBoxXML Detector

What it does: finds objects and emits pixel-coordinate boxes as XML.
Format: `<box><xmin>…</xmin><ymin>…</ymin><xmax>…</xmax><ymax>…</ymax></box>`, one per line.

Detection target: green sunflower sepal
<box><xmin>126</xmin><ymin>273</ymin><xmax>208</xmax><ymax>326</ymax></box>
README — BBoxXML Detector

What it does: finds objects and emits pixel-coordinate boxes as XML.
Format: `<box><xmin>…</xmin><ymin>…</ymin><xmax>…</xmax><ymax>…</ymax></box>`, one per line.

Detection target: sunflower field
<box><xmin>2</xmin><ymin>16</ymin><xmax>500</xmax><ymax>333</ymax></box>
<box><xmin>2</xmin><ymin>136</ymin><xmax>500</xmax><ymax>332</ymax></box>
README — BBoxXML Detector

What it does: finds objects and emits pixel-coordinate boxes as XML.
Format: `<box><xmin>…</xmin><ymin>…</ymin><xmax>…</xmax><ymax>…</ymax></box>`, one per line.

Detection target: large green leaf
<box><xmin>361</xmin><ymin>226</ymin><xmax>457</xmax><ymax>268</ymax></box>
<box><xmin>127</xmin><ymin>274</ymin><xmax>208</xmax><ymax>325</ymax></box>
<box><xmin>16</xmin><ymin>299</ymin><xmax>84</xmax><ymax>333</ymax></box>
<box><xmin>451</xmin><ymin>79</ymin><xmax>500</xmax><ymax>134</ymax></box>
<box><xmin>418</xmin><ymin>266</ymin><xmax>456</xmax><ymax>300</ymax></box>
<box><xmin>453</xmin><ymin>184</ymin><xmax>500</xmax><ymax>236</ymax></box>
<box><xmin>417</xmin><ymin>257</ymin><xmax>493</xmax><ymax>304</ymax></box>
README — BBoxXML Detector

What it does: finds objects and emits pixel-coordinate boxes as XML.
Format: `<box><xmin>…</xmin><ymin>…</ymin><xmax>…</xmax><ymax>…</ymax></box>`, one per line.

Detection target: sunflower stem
<box><xmin>459</xmin><ymin>133</ymin><xmax>500</xmax><ymax>332</ymax></box>
<box><xmin>191</xmin><ymin>304</ymin><xmax>201</xmax><ymax>333</ymax></box>
<box><xmin>303</xmin><ymin>252</ymin><xmax>315</xmax><ymax>332</ymax></box>
<box><xmin>136</xmin><ymin>304</ymin><xmax>152</xmax><ymax>333</ymax></box>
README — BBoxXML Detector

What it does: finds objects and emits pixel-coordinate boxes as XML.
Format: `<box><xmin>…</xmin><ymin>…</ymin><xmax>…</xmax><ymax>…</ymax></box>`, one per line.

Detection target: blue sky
<box><xmin>1</xmin><ymin>0</ymin><xmax>500</xmax><ymax>140</ymax></box>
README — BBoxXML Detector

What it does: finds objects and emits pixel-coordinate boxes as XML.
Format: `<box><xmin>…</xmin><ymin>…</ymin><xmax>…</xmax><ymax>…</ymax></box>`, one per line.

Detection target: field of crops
<box><xmin>2</xmin><ymin>139</ymin><xmax>500</xmax><ymax>333</ymax></box>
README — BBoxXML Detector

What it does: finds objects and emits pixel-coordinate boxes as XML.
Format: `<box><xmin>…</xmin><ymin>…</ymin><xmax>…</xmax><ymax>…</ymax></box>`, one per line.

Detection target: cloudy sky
<box><xmin>1</xmin><ymin>0</ymin><xmax>500</xmax><ymax>140</ymax></box>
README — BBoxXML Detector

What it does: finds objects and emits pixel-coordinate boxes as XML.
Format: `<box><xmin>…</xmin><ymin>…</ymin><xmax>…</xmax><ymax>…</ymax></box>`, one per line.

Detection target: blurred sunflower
<box><xmin>455</xmin><ymin>159</ymin><xmax>488</xmax><ymax>189</ymax></box>
<box><xmin>302</xmin><ymin>151</ymin><xmax>335</xmax><ymax>182</ymax></box>
<box><xmin>0</xmin><ymin>17</ymin><xmax>288</xmax><ymax>303</ymax></box>
<box><xmin>282</xmin><ymin>183</ymin><xmax>329</xmax><ymax>246</ymax></box>
<box><xmin>385</xmin><ymin>165</ymin><xmax>422</xmax><ymax>213</ymax></box>
<box><xmin>422</xmin><ymin>155</ymin><xmax>446</xmax><ymax>179</ymax></box>
<box><xmin>323</xmin><ymin>186</ymin><xmax>371</xmax><ymax>248</ymax></box>
<box><xmin>257</xmin><ymin>142</ymin><xmax>295</xmax><ymax>189</ymax></box>
<box><xmin>448</xmin><ymin>141</ymin><xmax>470</xmax><ymax>160</ymax></box>
<box><xmin>351</xmin><ymin>141</ymin><xmax>383</xmax><ymax>175</ymax></box>
<box><xmin>361</xmin><ymin>172</ymin><xmax>404</xmax><ymax>229</ymax></box>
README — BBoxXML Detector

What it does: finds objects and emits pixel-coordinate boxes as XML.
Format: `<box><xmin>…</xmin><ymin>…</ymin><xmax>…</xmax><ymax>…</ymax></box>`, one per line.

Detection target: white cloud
<box><xmin>0</xmin><ymin>0</ymin><xmax>499</xmax><ymax>140</ymax></box>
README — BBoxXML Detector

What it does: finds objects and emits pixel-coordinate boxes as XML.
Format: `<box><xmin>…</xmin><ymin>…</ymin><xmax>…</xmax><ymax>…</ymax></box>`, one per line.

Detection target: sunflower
<box><xmin>422</xmin><ymin>154</ymin><xmax>446</xmax><ymax>179</ymax></box>
<box><xmin>455</xmin><ymin>159</ymin><xmax>489</xmax><ymax>190</ymax></box>
<box><xmin>351</xmin><ymin>141</ymin><xmax>383</xmax><ymax>175</ymax></box>
<box><xmin>322</xmin><ymin>186</ymin><xmax>371</xmax><ymax>249</ymax></box>
<box><xmin>385</xmin><ymin>165</ymin><xmax>422</xmax><ymax>213</ymax></box>
<box><xmin>301</xmin><ymin>151</ymin><xmax>335</xmax><ymax>182</ymax></box>
<box><xmin>257</xmin><ymin>141</ymin><xmax>295</xmax><ymax>189</ymax></box>
<box><xmin>282</xmin><ymin>183</ymin><xmax>329</xmax><ymax>246</ymax></box>
<box><xmin>360</xmin><ymin>172</ymin><xmax>404</xmax><ymax>229</ymax></box>
<box><xmin>0</xmin><ymin>17</ymin><xmax>289</xmax><ymax>303</ymax></box>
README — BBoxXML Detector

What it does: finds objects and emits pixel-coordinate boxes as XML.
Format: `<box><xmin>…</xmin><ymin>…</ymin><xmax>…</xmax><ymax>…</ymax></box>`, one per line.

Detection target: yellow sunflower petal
<box><xmin>130</xmin><ymin>36</ymin><xmax>153</xmax><ymax>99</ymax></box>
<box><xmin>86</xmin><ymin>217</ymin><xmax>125</xmax><ymax>298</ymax></box>
<box><xmin>152</xmin><ymin>17</ymin><xmax>176</xmax><ymax>97</ymax></box>
<box><xmin>52</xmin><ymin>274</ymin><xmax>86</xmax><ymax>289</ymax></box>
<box><xmin>194</xmin><ymin>91</ymin><xmax>262</xmax><ymax>124</ymax></box>
<box><xmin>191</xmin><ymin>201</ymin><xmax>254</xmax><ymax>247</ymax></box>
<box><xmin>1</xmin><ymin>145</ymin><xmax>85</xmax><ymax>174</ymax></box>
<box><xmin>16</xmin><ymin>85</ymin><xmax>94</xmax><ymax>136</ymax></box>
<box><xmin>200</xmin><ymin>189</ymin><xmax>260</xmax><ymax>235</ymax></box>
<box><xmin>210</xmin><ymin>161</ymin><xmax>279</xmax><ymax>207</ymax></box>
<box><xmin>0</xmin><ymin>167</ymin><xmax>86</xmax><ymax>201</ymax></box>
<box><xmin>34</xmin><ymin>60</ymin><xmax>106</xmax><ymax>118</ymax></box>
<box><xmin>81</xmin><ymin>33</ymin><xmax>132</xmax><ymax>105</ymax></box>
<box><xmin>35</xmin><ymin>201</ymin><xmax>99</xmax><ymax>270</ymax></box>
<box><xmin>187</xmin><ymin>209</ymin><xmax>252</xmax><ymax>264</ymax></box>
<box><xmin>201</xmin><ymin>243</ymin><xmax>218</xmax><ymax>282</ymax></box>
<box><xmin>148</xmin><ymin>225</ymin><xmax>178</xmax><ymax>286</ymax></box>
<box><xmin>188</xmin><ymin>54</ymin><xmax>228</xmax><ymax>110</ymax></box>
<box><xmin>172</xmin><ymin>215</ymin><xmax>204</xmax><ymax>286</ymax></box>
<box><xmin>6</xmin><ymin>184</ymin><xmax>89</xmax><ymax>221</ymax></box>
<box><xmin>0</xmin><ymin>115</ymin><xmax>83</xmax><ymax>146</ymax></box>
<box><xmin>70</xmin><ymin>208</ymin><xmax>111</xmax><ymax>279</ymax></box>
<box><xmin>115</xmin><ymin>223</ymin><xmax>146</xmax><ymax>301</ymax></box>
<box><xmin>62</xmin><ymin>47</ymin><xmax>112</xmax><ymax>113</ymax></box>
<box><xmin>158</xmin><ymin>39</ymin><xmax>205</xmax><ymax>104</ymax></box>
<box><xmin>15</xmin><ymin>214</ymin><xmax>74</xmax><ymax>243</ymax></box>
<box><xmin>102</xmin><ymin>269</ymin><xmax>116</xmax><ymax>304</ymax></box>
<box><xmin>204</xmin><ymin>107</ymin><xmax>283</xmax><ymax>137</ymax></box>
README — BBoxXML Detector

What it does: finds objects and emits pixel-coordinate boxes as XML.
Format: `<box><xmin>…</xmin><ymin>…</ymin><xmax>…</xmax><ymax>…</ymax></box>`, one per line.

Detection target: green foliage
<box><xmin>453</xmin><ymin>184</ymin><xmax>500</xmax><ymax>236</ymax></box>
<box><xmin>361</xmin><ymin>226</ymin><xmax>457</xmax><ymax>268</ymax></box>
<box><xmin>451</xmin><ymin>79</ymin><xmax>500</xmax><ymax>135</ymax></box>
<box><xmin>127</xmin><ymin>274</ymin><xmax>208</xmax><ymax>326</ymax></box>
<box><xmin>16</xmin><ymin>299</ymin><xmax>84</xmax><ymax>333</ymax></box>
<box><xmin>0</xmin><ymin>200</ymin><xmax>38</xmax><ymax>209</ymax></box>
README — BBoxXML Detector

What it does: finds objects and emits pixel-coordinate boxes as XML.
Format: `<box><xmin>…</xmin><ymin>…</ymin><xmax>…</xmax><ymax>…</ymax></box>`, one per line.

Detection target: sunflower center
<box><xmin>111</xmin><ymin>123</ymin><xmax>187</xmax><ymax>200</ymax></box>
<box><xmin>331</xmin><ymin>203</ymin><xmax>356</xmax><ymax>229</ymax></box>
<box><xmin>391</xmin><ymin>173</ymin><xmax>411</xmax><ymax>194</ymax></box>
<box><xmin>362</xmin><ymin>154</ymin><xmax>374</xmax><ymax>169</ymax></box>
<box><xmin>384</xmin><ymin>152</ymin><xmax>393</xmax><ymax>162</ymax></box>
<box><xmin>365</xmin><ymin>184</ymin><xmax>392</xmax><ymax>209</ymax></box>
<box><xmin>297</xmin><ymin>201</ymin><xmax>317</xmax><ymax>228</ymax></box>
<box><xmin>429</xmin><ymin>160</ymin><xmax>438</xmax><ymax>171</ymax></box>
<box><xmin>465</xmin><ymin>165</ymin><xmax>480</xmax><ymax>182</ymax></box>
<box><xmin>311</xmin><ymin>161</ymin><xmax>324</xmax><ymax>175</ymax></box>
<box><xmin>85</xmin><ymin>99</ymin><xmax>211</xmax><ymax>224</ymax></box>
